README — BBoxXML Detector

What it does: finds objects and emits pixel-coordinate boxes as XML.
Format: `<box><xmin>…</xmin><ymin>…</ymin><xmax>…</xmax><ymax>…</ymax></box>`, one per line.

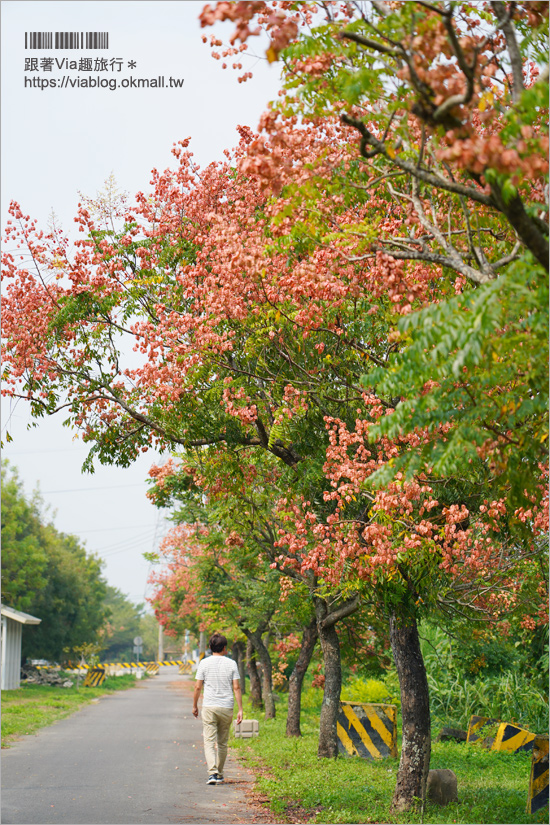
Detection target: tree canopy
<box><xmin>2</xmin><ymin>1</ymin><xmax>547</xmax><ymax>811</ymax></box>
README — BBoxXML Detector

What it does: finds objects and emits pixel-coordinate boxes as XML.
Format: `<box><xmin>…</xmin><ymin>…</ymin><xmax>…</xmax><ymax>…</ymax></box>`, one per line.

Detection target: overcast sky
<box><xmin>1</xmin><ymin>1</ymin><xmax>282</xmax><ymax>607</ymax></box>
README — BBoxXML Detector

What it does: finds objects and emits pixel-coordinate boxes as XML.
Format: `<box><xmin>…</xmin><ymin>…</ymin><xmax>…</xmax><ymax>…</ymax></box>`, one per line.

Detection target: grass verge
<box><xmin>230</xmin><ymin>691</ymin><xmax>547</xmax><ymax>825</ymax></box>
<box><xmin>1</xmin><ymin>672</ymin><xmax>140</xmax><ymax>748</ymax></box>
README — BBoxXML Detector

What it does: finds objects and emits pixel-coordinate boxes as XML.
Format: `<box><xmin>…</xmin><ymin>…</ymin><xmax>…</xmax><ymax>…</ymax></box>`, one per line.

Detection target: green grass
<box><xmin>230</xmin><ymin>689</ymin><xmax>547</xmax><ymax>824</ymax></box>
<box><xmin>1</xmin><ymin>672</ymin><xmax>139</xmax><ymax>748</ymax></box>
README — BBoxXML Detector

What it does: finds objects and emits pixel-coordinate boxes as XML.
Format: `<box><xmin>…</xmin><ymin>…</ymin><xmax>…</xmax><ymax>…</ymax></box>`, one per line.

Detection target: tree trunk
<box><xmin>389</xmin><ymin>612</ymin><xmax>431</xmax><ymax>813</ymax></box>
<box><xmin>315</xmin><ymin>597</ymin><xmax>341</xmax><ymax>758</ymax></box>
<box><xmin>495</xmin><ymin>188</ymin><xmax>549</xmax><ymax>272</ymax></box>
<box><xmin>286</xmin><ymin>616</ymin><xmax>318</xmax><ymax>737</ymax></box>
<box><xmin>247</xmin><ymin>630</ymin><xmax>276</xmax><ymax>720</ymax></box>
<box><xmin>246</xmin><ymin>638</ymin><xmax>263</xmax><ymax>709</ymax></box>
<box><xmin>232</xmin><ymin>640</ymin><xmax>246</xmax><ymax>695</ymax></box>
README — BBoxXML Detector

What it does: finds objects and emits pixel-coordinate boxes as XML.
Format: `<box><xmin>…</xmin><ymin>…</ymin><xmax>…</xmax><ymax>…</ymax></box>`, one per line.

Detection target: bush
<box><xmin>341</xmin><ymin>676</ymin><xmax>400</xmax><ymax>707</ymax></box>
<box><xmin>428</xmin><ymin>668</ymin><xmax>549</xmax><ymax>733</ymax></box>
<box><xmin>420</xmin><ymin>623</ymin><xmax>549</xmax><ymax>733</ymax></box>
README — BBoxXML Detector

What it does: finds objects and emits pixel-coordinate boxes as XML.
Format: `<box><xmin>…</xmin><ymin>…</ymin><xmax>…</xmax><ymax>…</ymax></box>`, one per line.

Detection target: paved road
<box><xmin>1</xmin><ymin>670</ymin><xmax>272</xmax><ymax>825</ymax></box>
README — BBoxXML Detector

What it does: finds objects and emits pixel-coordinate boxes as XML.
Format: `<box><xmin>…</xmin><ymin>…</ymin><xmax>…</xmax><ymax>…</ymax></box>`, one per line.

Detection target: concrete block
<box><xmin>527</xmin><ymin>734</ymin><xmax>549</xmax><ymax>814</ymax></box>
<box><xmin>427</xmin><ymin>769</ymin><xmax>458</xmax><ymax>806</ymax></box>
<box><xmin>467</xmin><ymin>715</ymin><xmax>498</xmax><ymax>748</ymax></box>
<box><xmin>337</xmin><ymin>702</ymin><xmax>398</xmax><ymax>759</ymax></box>
<box><xmin>492</xmin><ymin>722</ymin><xmax>535</xmax><ymax>753</ymax></box>
<box><xmin>436</xmin><ymin>726</ymin><xmax>468</xmax><ymax>742</ymax></box>
<box><xmin>234</xmin><ymin>719</ymin><xmax>259</xmax><ymax>738</ymax></box>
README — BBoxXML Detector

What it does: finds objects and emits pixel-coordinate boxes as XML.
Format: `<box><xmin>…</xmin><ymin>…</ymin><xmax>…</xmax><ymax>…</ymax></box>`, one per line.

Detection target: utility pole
<box><xmin>158</xmin><ymin>622</ymin><xmax>164</xmax><ymax>662</ymax></box>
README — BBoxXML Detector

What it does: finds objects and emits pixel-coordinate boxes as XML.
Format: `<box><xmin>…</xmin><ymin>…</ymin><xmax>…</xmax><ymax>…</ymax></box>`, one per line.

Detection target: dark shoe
<box><xmin>215</xmin><ymin>774</ymin><xmax>224</xmax><ymax>784</ymax></box>
<box><xmin>206</xmin><ymin>774</ymin><xmax>217</xmax><ymax>785</ymax></box>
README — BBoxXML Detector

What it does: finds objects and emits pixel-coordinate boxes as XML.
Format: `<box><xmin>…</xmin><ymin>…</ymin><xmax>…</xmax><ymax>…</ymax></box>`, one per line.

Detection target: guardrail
<box><xmin>37</xmin><ymin>660</ymin><xmax>191</xmax><ymax>670</ymax></box>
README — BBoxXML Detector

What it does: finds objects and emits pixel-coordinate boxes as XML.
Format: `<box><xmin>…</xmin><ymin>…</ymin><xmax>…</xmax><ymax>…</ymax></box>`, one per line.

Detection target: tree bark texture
<box><xmin>389</xmin><ymin>612</ymin><xmax>431</xmax><ymax>812</ymax></box>
<box><xmin>232</xmin><ymin>640</ymin><xmax>246</xmax><ymax>695</ymax></box>
<box><xmin>245</xmin><ymin>631</ymin><xmax>275</xmax><ymax>719</ymax></box>
<box><xmin>286</xmin><ymin>616</ymin><xmax>318</xmax><ymax>737</ymax></box>
<box><xmin>246</xmin><ymin>638</ymin><xmax>263</xmax><ymax>709</ymax></box>
<box><xmin>496</xmin><ymin>189</ymin><xmax>549</xmax><ymax>272</ymax></box>
<box><xmin>315</xmin><ymin>597</ymin><xmax>342</xmax><ymax>758</ymax></box>
<box><xmin>253</xmin><ymin>634</ymin><xmax>276</xmax><ymax>720</ymax></box>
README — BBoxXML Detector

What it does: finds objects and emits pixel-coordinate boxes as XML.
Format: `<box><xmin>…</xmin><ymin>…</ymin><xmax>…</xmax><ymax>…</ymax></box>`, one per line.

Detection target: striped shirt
<box><xmin>195</xmin><ymin>655</ymin><xmax>240</xmax><ymax>708</ymax></box>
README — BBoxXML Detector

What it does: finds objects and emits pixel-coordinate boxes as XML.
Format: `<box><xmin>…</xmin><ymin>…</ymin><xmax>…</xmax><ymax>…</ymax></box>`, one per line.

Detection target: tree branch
<box><xmin>490</xmin><ymin>1</ymin><xmax>525</xmax><ymax>103</ymax></box>
<box><xmin>339</xmin><ymin>30</ymin><xmax>399</xmax><ymax>57</ymax></box>
<box><xmin>341</xmin><ymin>113</ymin><xmax>496</xmax><ymax>208</ymax></box>
<box><xmin>320</xmin><ymin>592</ymin><xmax>360</xmax><ymax>628</ymax></box>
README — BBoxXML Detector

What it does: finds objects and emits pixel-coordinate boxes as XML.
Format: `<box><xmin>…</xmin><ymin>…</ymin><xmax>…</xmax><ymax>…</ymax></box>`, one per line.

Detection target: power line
<box><xmin>1</xmin><ymin>398</ymin><xmax>23</xmax><ymax>435</ymax></box>
<box><xmin>5</xmin><ymin>446</ymin><xmax>88</xmax><ymax>455</ymax></box>
<box><xmin>94</xmin><ymin>528</ymin><xmax>159</xmax><ymax>556</ymax></box>
<box><xmin>77</xmin><ymin>522</ymin><xmax>161</xmax><ymax>534</ymax></box>
<box><xmin>101</xmin><ymin>540</ymin><xmax>159</xmax><ymax>559</ymax></box>
<box><xmin>144</xmin><ymin>508</ymin><xmax>165</xmax><ymax>603</ymax></box>
<box><xmin>42</xmin><ymin>483</ymin><xmax>148</xmax><ymax>494</ymax></box>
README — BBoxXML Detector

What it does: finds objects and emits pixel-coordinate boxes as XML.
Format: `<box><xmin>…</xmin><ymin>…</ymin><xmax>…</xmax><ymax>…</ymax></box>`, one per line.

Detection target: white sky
<box><xmin>1</xmin><ymin>0</ymin><xmax>282</xmax><ymax>607</ymax></box>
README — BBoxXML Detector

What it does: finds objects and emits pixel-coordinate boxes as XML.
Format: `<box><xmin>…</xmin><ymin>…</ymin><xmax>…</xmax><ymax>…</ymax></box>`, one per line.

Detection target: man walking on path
<box><xmin>193</xmin><ymin>632</ymin><xmax>243</xmax><ymax>786</ymax></box>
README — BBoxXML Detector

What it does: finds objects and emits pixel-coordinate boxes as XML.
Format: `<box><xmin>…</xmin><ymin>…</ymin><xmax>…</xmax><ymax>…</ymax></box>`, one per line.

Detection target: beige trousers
<box><xmin>201</xmin><ymin>706</ymin><xmax>234</xmax><ymax>775</ymax></box>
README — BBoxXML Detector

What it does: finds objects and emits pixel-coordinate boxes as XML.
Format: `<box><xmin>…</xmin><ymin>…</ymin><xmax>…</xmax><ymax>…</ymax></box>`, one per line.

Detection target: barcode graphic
<box><xmin>25</xmin><ymin>32</ymin><xmax>109</xmax><ymax>49</ymax></box>
<box><xmin>26</xmin><ymin>32</ymin><xmax>52</xmax><ymax>49</ymax></box>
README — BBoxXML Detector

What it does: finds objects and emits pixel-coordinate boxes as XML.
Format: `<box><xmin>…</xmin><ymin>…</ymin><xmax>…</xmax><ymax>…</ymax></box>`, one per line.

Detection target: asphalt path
<box><xmin>1</xmin><ymin>669</ymin><xmax>273</xmax><ymax>825</ymax></box>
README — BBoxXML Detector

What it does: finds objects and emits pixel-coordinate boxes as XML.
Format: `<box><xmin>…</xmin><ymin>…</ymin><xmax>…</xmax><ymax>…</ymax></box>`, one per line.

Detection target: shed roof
<box><xmin>1</xmin><ymin>605</ymin><xmax>41</xmax><ymax>625</ymax></box>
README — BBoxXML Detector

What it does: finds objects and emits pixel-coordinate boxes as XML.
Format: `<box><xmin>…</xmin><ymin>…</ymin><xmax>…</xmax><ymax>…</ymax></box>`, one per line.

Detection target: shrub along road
<box><xmin>1</xmin><ymin>669</ymin><xmax>272</xmax><ymax>825</ymax></box>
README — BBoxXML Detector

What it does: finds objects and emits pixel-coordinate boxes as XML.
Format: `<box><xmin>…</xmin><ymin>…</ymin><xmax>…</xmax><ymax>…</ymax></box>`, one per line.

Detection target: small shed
<box><xmin>1</xmin><ymin>605</ymin><xmax>42</xmax><ymax>690</ymax></box>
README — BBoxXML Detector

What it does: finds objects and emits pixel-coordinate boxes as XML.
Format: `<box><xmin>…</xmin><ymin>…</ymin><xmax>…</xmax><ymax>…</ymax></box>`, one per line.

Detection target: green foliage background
<box><xmin>2</xmin><ymin>461</ymin><xmax>107</xmax><ymax>661</ymax></box>
<box><xmin>100</xmin><ymin>585</ymin><xmax>159</xmax><ymax>662</ymax></box>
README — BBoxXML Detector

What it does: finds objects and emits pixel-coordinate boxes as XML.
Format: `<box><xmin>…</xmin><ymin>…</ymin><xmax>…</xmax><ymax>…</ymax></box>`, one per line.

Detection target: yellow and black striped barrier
<box><xmin>62</xmin><ymin>660</ymin><xmax>185</xmax><ymax>671</ymax></box>
<box><xmin>466</xmin><ymin>716</ymin><xmax>499</xmax><ymax>748</ymax></box>
<box><xmin>99</xmin><ymin>660</ymin><xmax>183</xmax><ymax>668</ymax></box>
<box><xmin>83</xmin><ymin>667</ymin><xmax>106</xmax><ymax>687</ymax></box>
<box><xmin>493</xmin><ymin>722</ymin><xmax>536</xmax><ymax>754</ymax></box>
<box><xmin>527</xmin><ymin>735</ymin><xmax>548</xmax><ymax>814</ymax></box>
<box><xmin>337</xmin><ymin>702</ymin><xmax>398</xmax><ymax>759</ymax></box>
<box><xmin>154</xmin><ymin>660</ymin><xmax>184</xmax><ymax>667</ymax></box>
<box><xmin>467</xmin><ymin>716</ymin><xmax>535</xmax><ymax>754</ymax></box>
<box><xmin>39</xmin><ymin>659</ymin><xmax>196</xmax><ymax>681</ymax></box>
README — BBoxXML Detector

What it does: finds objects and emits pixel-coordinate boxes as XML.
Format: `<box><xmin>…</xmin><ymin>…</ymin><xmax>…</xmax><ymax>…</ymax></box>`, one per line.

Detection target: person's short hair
<box><xmin>209</xmin><ymin>633</ymin><xmax>227</xmax><ymax>653</ymax></box>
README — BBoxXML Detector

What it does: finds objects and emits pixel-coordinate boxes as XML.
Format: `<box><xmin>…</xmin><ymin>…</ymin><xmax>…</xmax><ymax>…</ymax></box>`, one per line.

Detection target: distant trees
<box><xmin>1</xmin><ymin>463</ymin><xmax>161</xmax><ymax>663</ymax></box>
<box><xmin>100</xmin><ymin>585</ymin><xmax>159</xmax><ymax>662</ymax></box>
<box><xmin>1</xmin><ymin>461</ymin><xmax>108</xmax><ymax>661</ymax></box>
<box><xmin>1</xmin><ymin>461</ymin><xmax>48</xmax><ymax>613</ymax></box>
